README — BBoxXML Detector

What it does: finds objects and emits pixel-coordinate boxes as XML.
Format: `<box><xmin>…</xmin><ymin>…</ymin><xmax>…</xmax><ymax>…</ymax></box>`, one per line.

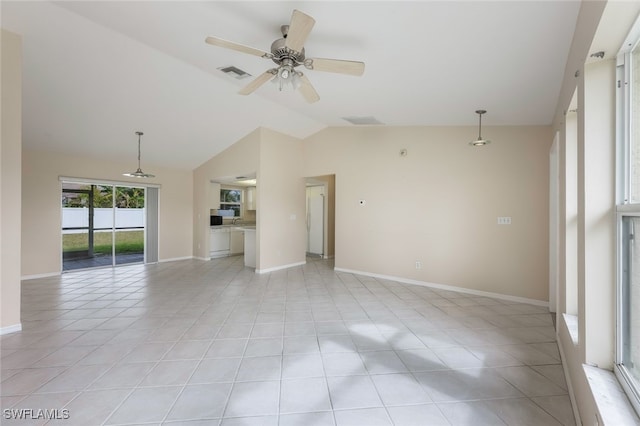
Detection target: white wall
<box><xmin>22</xmin><ymin>149</ymin><xmax>193</xmax><ymax>276</ymax></box>
<box><xmin>303</xmin><ymin>125</ymin><xmax>552</xmax><ymax>302</ymax></box>
<box><xmin>1</xmin><ymin>30</ymin><xmax>22</xmax><ymax>332</ymax></box>
<box><xmin>552</xmin><ymin>1</ymin><xmax>640</xmax><ymax>423</ymax></box>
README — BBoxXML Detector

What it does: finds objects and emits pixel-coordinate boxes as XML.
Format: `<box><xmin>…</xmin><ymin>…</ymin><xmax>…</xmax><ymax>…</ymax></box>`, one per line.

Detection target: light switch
<box><xmin>497</xmin><ymin>217</ymin><xmax>512</xmax><ymax>225</ymax></box>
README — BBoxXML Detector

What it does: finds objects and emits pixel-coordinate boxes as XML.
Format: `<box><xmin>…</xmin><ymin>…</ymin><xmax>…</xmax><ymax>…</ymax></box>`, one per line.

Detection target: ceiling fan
<box><xmin>205</xmin><ymin>9</ymin><xmax>365</xmax><ymax>103</ymax></box>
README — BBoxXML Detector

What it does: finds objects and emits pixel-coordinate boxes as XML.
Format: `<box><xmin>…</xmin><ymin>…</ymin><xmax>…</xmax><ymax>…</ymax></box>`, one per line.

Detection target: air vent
<box><xmin>342</xmin><ymin>116</ymin><xmax>384</xmax><ymax>125</ymax></box>
<box><xmin>218</xmin><ymin>66</ymin><xmax>252</xmax><ymax>80</ymax></box>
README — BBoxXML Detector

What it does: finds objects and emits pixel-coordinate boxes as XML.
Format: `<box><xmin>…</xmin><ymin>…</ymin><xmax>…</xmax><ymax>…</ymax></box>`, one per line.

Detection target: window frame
<box><xmin>219</xmin><ymin>187</ymin><xmax>243</xmax><ymax>218</ymax></box>
<box><xmin>616</xmin><ymin>32</ymin><xmax>640</xmax><ymax>416</ymax></box>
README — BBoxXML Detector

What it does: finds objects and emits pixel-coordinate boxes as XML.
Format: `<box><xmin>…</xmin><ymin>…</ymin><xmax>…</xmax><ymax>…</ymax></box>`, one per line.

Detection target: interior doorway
<box><xmin>61</xmin><ymin>181</ymin><xmax>156</xmax><ymax>271</ymax></box>
<box><xmin>305</xmin><ymin>175</ymin><xmax>335</xmax><ymax>259</ymax></box>
<box><xmin>306</xmin><ymin>185</ymin><xmax>324</xmax><ymax>257</ymax></box>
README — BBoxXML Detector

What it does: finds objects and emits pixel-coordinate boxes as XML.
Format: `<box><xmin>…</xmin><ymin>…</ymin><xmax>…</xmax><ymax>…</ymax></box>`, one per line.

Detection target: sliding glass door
<box><xmin>62</xmin><ymin>181</ymin><xmax>155</xmax><ymax>271</ymax></box>
<box><xmin>114</xmin><ymin>186</ymin><xmax>145</xmax><ymax>266</ymax></box>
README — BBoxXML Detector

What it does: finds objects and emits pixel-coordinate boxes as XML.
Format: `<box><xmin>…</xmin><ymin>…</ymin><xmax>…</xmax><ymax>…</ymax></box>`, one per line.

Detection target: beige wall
<box><xmin>1</xmin><ymin>30</ymin><xmax>22</xmax><ymax>331</ymax></box>
<box><xmin>303</xmin><ymin>125</ymin><xmax>552</xmax><ymax>302</ymax></box>
<box><xmin>193</xmin><ymin>129</ymin><xmax>260</xmax><ymax>259</ymax></box>
<box><xmin>258</xmin><ymin>128</ymin><xmax>306</xmax><ymax>271</ymax></box>
<box><xmin>21</xmin><ymin>149</ymin><xmax>193</xmax><ymax>277</ymax></box>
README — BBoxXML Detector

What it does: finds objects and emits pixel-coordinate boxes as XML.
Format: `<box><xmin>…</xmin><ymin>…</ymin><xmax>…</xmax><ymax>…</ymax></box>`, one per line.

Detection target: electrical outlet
<box><xmin>497</xmin><ymin>216</ymin><xmax>512</xmax><ymax>225</ymax></box>
<box><xmin>415</xmin><ymin>261</ymin><xmax>422</xmax><ymax>269</ymax></box>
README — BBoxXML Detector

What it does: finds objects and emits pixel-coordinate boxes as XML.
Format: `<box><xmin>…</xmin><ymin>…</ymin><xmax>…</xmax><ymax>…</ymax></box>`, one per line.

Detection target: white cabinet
<box><xmin>210</xmin><ymin>182</ymin><xmax>221</xmax><ymax>210</ymax></box>
<box><xmin>210</xmin><ymin>228</ymin><xmax>229</xmax><ymax>258</ymax></box>
<box><xmin>245</xmin><ymin>186</ymin><xmax>257</xmax><ymax>211</ymax></box>
<box><xmin>230</xmin><ymin>230</ymin><xmax>244</xmax><ymax>255</ymax></box>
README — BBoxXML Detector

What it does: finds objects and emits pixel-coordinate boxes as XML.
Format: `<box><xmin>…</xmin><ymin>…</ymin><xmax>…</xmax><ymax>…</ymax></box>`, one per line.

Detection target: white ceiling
<box><xmin>1</xmin><ymin>1</ymin><xmax>581</xmax><ymax>170</ymax></box>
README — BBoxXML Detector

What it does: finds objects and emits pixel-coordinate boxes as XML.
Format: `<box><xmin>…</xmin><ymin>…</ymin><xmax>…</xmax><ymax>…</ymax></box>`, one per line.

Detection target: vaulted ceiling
<box><xmin>2</xmin><ymin>1</ymin><xmax>581</xmax><ymax>170</ymax></box>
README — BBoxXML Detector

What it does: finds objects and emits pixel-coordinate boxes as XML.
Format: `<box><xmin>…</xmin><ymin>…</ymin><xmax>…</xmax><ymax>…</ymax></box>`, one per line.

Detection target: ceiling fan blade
<box><xmin>284</xmin><ymin>10</ymin><xmax>315</xmax><ymax>52</ymax></box>
<box><xmin>205</xmin><ymin>36</ymin><xmax>271</xmax><ymax>58</ymax></box>
<box><xmin>305</xmin><ymin>58</ymin><xmax>365</xmax><ymax>76</ymax></box>
<box><xmin>238</xmin><ymin>70</ymin><xmax>276</xmax><ymax>95</ymax></box>
<box><xmin>298</xmin><ymin>73</ymin><xmax>320</xmax><ymax>103</ymax></box>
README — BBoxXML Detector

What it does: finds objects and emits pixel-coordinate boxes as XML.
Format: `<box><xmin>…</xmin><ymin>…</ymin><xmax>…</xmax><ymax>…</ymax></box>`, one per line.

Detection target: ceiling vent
<box><xmin>342</xmin><ymin>116</ymin><xmax>384</xmax><ymax>125</ymax></box>
<box><xmin>218</xmin><ymin>66</ymin><xmax>252</xmax><ymax>80</ymax></box>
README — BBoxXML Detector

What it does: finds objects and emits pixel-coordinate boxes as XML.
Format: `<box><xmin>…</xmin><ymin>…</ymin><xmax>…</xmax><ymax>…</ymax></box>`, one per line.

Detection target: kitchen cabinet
<box><xmin>245</xmin><ymin>186</ymin><xmax>256</xmax><ymax>211</ymax></box>
<box><xmin>210</xmin><ymin>182</ymin><xmax>221</xmax><ymax>210</ymax></box>
<box><xmin>209</xmin><ymin>228</ymin><xmax>229</xmax><ymax>258</ymax></box>
<box><xmin>230</xmin><ymin>230</ymin><xmax>244</xmax><ymax>255</ymax></box>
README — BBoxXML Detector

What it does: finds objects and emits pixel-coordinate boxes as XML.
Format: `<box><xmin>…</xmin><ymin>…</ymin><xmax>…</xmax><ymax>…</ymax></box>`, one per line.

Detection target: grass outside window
<box><xmin>63</xmin><ymin>230</ymin><xmax>144</xmax><ymax>255</ymax></box>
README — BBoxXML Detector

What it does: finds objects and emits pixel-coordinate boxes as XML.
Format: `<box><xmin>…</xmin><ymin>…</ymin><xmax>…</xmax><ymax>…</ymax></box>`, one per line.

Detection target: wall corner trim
<box><xmin>333</xmin><ymin>267</ymin><xmax>549</xmax><ymax>307</ymax></box>
<box><xmin>0</xmin><ymin>323</ymin><xmax>22</xmax><ymax>336</ymax></box>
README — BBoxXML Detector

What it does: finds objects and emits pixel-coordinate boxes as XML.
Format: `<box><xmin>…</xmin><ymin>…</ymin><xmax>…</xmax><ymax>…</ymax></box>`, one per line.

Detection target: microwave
<box><xmin>210</xmin><ymin>215</ymin><xmax>223</xmax><ymax>226</ymax></box>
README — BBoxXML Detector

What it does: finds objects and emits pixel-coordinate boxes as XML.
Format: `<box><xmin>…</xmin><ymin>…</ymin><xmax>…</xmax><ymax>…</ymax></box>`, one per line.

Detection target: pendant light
<box><xmin>123</xmin><ymin>131</ymin><xmax>155</xmax><ymax>178</ymax></box>
<box><xmin>469</xmin><ymin>110</ymin><xmax>491</xmax><ymax>146</ymax></box>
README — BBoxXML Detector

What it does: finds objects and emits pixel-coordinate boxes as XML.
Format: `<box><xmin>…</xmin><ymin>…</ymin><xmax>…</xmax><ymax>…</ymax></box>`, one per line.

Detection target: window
<box><xmin>616</xmin><ymin>22</ymin><xmax>640</xmax><ymax>415</ymax></box>
<box><xmin>220</xmin><ymin>188</ymin><xmax>242</xmax><ymax>217</ymax></box>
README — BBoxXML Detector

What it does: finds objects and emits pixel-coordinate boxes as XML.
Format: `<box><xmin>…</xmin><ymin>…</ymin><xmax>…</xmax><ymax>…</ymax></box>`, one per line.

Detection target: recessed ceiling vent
<box><xmin>342</xmin><ymin>116</ymin><xmax>384</xmax><ymax>125</ymax></box>
<box><xmin>218</xmin><ymin>66</ymin><xmax>252</xmax><ymax>80</ymax></box>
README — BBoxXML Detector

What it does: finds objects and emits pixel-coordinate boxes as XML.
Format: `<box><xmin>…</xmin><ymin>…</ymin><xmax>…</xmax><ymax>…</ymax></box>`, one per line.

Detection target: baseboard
<box><xmin>0</xmin><ymin>323</ymin><xmax>22</xmax><ymax>335</ymax></box>
<box><xmin>323</xmin><ymin>255</ymin><xmax>335</xmax><ymax>260</ymax></box>
<box><xmin>21</xmin><ymin>272</ymin><xmax>60</xmax><ymax>281</ymax></box>
<box><xmin>194</xmin><ymin>256</ymin><xmax>210</xmax><ymax>261</ymax></box>
<box><xmin>333</xmin><ymin>267</ymin><xmax>548</xmax><ymax>307</ymax></box>
<box><xmin>159</xmin><ymin>256</ymin><xmax>194</xmax><ymax>263</ymax></box>
<box><xmin>256</xmin><ymin>261</ymin><xmax>306</xmax><ymax>274</ymax></box>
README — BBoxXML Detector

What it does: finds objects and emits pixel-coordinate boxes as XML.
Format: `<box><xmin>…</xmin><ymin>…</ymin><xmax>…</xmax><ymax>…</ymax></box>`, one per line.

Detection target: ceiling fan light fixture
<box><xmin>469</xmin><ymin>109</ymin><xmax>491</xmax><ymax>147</ymax></box>
<box><xmin>271</xmin><ymin>65</ymin><xmax>301</xmax><ymax>92</ymax></box>
<box><xmin>123</xmin><ymin>131</ymin><xmax>155</xmax><ymax>178</ymax></box>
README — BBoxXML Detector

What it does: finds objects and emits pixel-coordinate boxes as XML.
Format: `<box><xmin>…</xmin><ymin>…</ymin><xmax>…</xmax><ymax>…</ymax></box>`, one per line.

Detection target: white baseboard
<box><xmin>21</xmin><ymin>272</ymin><xmax>60</xmax><ymax>281</ymax></box>
<box><xmin>256</xmin><ymin>261</ymin><xmax>306</xmax><ymax>274</ymax></box>
<box><xmin>0</xmin><ymin>323</ymin><xmax>22</xmax><ymax>335</ymax></box>
<box><xmin>194</xmin><ymin>256</ymin><xmax>210</xmax><ymax>261</ymax></box>
<box><xmin>159</xmin><ymin>256</ymin><xmax>194</xmax><ymax>263</ymax></box>
<box><xmin>333</xmin><ymin>267</ymin><xmax>548</xmax><ymax>307</ymax></box>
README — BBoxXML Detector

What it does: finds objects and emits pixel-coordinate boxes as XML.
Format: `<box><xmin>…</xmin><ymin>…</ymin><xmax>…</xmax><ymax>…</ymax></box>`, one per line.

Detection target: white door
<box><xmin>307</xmin><ymin>186</ymin><xmax>324</xmax><ymax>256</ymax></box>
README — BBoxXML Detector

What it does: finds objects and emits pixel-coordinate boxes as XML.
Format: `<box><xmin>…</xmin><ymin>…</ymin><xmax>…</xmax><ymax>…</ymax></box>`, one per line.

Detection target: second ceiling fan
<box><xmin>205</xmin><ymin>9</ymin><xmax>365</xmax><ymax>103</ymax></box>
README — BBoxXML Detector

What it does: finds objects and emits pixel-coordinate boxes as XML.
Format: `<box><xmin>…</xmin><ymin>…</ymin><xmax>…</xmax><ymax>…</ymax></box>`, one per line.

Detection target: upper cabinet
<box><xmin>210</xmin><ymin>182</ymin><xmax>221</xmax><ymax>210</ymax></box>
<box><xmin>245</xmin><ymin>186</ymin><xmax>257</xmax><ymax>211</ymax></box>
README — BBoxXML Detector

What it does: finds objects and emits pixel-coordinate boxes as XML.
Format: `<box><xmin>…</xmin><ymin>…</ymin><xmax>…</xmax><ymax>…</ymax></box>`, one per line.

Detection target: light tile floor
<box><xmin>1</xmin><ymin>257</ymin><xmax>575</xmax><ymax>425</ymax></box>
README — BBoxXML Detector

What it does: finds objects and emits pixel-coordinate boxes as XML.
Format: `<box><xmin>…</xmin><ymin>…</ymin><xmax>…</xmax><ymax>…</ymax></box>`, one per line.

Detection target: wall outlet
<box><xmin>497</xmin><ymin>216</ymin><xmax>512</xmax><ymax>225</ymax></box>
<box><xmin>290</xmin><ymin>214</ymin><xmax>296</xmax><ymax>220</ymax></box>
<box><xmin>415</xmin><ymin>261</ymin><xmax>422</xmax><ymax>269</ymax></box>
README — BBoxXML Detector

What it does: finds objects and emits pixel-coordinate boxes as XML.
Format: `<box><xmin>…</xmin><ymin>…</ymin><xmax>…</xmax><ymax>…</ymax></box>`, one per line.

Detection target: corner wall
<box><xmin>1</xmin><ymin>30</ymin><xmax>22</xmax><ymax>333</ymax></box>
<box><xmin>21</xmin><ymin>149</ymin><xmax>194</xmax><ymax>277</ymax></box>
<box><xmin>192</xmin><ymin>129</ymin><xmax>260</xmax><ymax>260</ymax></box>
<box><xmin>303</xmin><ymin>125</ymin><xmax>552</xmax><ymax>302</ymax></box>
<box><xmin>258</xmin><ymin>128</ymin><xmax>306</xmax><ymax>271</ymax></box>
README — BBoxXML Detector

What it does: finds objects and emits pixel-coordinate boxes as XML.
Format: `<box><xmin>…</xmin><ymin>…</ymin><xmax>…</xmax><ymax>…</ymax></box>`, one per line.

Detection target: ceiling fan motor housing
<box><xmin>270</xmin><ymin>37</ymin><xmax>305</xmax><ymax>66</ymax></box>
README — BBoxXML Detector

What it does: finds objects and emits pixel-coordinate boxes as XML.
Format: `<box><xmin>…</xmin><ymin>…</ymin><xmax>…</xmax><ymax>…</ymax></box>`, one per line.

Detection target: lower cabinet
<box><xmin>210</xmin><ymin>229</ymin><xmax>230</xmax><ymax>258</ymax></box>
<box><xmin>210</xmin><ymin>228</ymin><xmax>244</xmax><ymax>258</ymax></box>
<box><xmin>230</xmin><ymin>230</ymin><xmax>244</xmax><ymax>255</ymax></box>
